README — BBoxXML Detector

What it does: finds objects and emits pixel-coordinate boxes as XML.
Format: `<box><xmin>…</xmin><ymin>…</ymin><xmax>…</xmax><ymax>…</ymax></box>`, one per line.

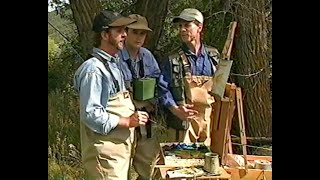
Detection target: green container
<box><xmin>133</xmin><ymin>78</ymin><xmax>156</xmax><ymax>101</ymax></box>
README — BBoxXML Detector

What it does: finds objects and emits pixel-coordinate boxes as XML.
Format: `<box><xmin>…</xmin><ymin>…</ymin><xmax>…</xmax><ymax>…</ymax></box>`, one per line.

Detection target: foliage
<box><xmin>48</xmin><ymin>8</ymin><xmax>77</xmax><ymax>43</ymax></box>
<box><xmin>48</xmin><ymin>158</ymin><xmax>85</xmax><ymax>180</ymax></box>
<box><xmin>48</xmin><ymin>36</ymin><xmax>61</xmax><ymax>60</ymax></box>
<box><xmin>101</xmin><ymin>0</ymin><xmax>134</xmax><ymax>14</ymax></box>
<box><xmin>48</xmin><ymin>90</ymin><xmax>83</xmax><ymax>179</ymax></box>
<box><xmin>48</xmin><ymin>6</ymin><xmax>82</xmax><ymax>93</ymax></box>
<box><xmin>48</xmin><ymin>38</ymin><xmax>82</xmax><ymax>93</ymax></box>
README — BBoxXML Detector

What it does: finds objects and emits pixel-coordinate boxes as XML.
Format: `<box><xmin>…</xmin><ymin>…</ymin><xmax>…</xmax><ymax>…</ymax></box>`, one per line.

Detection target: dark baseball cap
<box><xmin>92</xmin><ymin>10</ymin><xmax>136</xmax><ymax>32</ymax></box>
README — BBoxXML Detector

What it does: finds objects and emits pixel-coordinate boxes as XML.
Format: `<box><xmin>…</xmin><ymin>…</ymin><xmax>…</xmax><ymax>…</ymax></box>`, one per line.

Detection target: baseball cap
<box><xmin>172</xmin><ymin>8</ymin><xmax>204</xmax><ymax>24</ymax></box>
<box><xmin>92</xmin><ymin>10</ymin><xmax>136</xmax><ymax>32</ymax></box>
<box><xmin>127</xmin><ymin>14</ymin><xmax>152</xmax><ymax>32</ymax></box>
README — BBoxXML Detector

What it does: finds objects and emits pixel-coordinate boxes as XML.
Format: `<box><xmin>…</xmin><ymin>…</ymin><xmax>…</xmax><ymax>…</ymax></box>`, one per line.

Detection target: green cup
<box><xmin>133</xmin><ymin>78</ymin><xmax>156</xmax><ymax>101</ymax></box>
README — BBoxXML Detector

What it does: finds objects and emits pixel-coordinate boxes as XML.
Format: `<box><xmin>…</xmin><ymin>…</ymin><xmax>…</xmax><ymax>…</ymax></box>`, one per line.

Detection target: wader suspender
<box><xmin>125</xmin><ymin>58</ymin><xmax>145</xmax><ymax>78</ymax></box>
<box><xmin>205</xmin><ymin>47</ymin><xmax>219</xmax><ymax>66</ymax></box>
<box><xmin>91</xmin><ymin>54</ymin><xmax>120</xmax><ymax>92</ymax></box>
<box><xmin>175</xmin><ymin>49</ymin><xmax>191</xmax><ymax>141</ymax></box>
<box><xmin>178</xmin><ymin>49</ymin><xmax>192</xmax><ymax>76</ymax></box>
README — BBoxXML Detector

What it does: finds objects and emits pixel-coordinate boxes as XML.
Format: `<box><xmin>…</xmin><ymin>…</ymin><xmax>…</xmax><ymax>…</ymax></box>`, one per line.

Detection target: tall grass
<box><xmin>48</xmin><ymin>90</ymin><xmax>85</xmax><ymax>179</ymax></box>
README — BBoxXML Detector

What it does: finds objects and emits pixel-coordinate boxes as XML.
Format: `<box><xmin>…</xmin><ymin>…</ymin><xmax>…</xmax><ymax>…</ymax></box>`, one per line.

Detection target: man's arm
<box><xmin>148</xmin><ymin>52</ymin><xmax>161</xmax><ymax>78</ymax></box>
<box><xmin>78</xmin><ymin>70</ymin><xmax>121</xmax><ymax>135</ymax></box>
<box><xmin>157</xmin><ymin>57</ymin><xmax>177</xmax><ymax>108</ymax></box>
<box><xmin>78</xmin><ymin>69</ymin><xmax>149</xmax><ymax>134</ymax></box>
<box><xmin>157</xmin><ymin>57</ymin><xmax>198</xmax><ymax>121</ymax></box>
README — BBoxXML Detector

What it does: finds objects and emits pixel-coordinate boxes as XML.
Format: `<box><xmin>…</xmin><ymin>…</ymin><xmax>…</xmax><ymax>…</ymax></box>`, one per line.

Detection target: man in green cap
<box><xmin>118</xmin><ymin>14</ymin><xmax>161</xmax><ymax>180</ymax></box>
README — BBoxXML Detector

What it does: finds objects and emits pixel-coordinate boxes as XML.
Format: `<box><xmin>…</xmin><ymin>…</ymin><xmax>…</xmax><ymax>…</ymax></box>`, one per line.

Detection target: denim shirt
<box><xmin>158</xmin><ymin>43</ymin><xmax>216</xmax><ymax>108</ymax></box>
<box><xmin>118</xmin><ymin>47</ymin><xmax>161</xmax><ymax>91</ymax></box>
<box><xmin>74</xmin><ymin>47</ymin><xmax>126</xmax><ymax>135</ymax></box>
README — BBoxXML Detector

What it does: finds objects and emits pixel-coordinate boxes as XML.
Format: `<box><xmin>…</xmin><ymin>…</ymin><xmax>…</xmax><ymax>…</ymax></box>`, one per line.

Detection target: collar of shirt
<box><xmin>181</xmin><ymin>43</ymin><xmax>206</xmax><ymax>58</ymax></box>
<box><xmin>120</xmin><ymin>46</ymin><xmax>145</xmax><ymax>62</ymax></box>
<box><xmin>92</xmin><ymin>47</ymin><xmax>119</xmax><ymax>63</ymax></box>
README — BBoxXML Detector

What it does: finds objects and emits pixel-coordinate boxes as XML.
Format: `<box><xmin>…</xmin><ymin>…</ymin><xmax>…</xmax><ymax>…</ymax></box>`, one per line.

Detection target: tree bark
<box><xmin>69</xmin><ymin>0</ymin><xmax>102</xmax><ymax>56</ymax></box>
<box><xmin>232</xmin><ymin>0</ymin><xmax>272</xmax><ymax>137</ymax></box>
<box><xmin>133</xmin><ymin>0</ymin><xmax>170</xmax><ymax>58</ymax></box>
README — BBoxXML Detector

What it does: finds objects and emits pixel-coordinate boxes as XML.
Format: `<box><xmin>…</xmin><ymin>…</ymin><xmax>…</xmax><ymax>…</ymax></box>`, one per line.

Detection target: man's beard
<box><xmin>109</xmin><ymin>38</ymin><xmax>123</xmax><ymax>50</ymax></box>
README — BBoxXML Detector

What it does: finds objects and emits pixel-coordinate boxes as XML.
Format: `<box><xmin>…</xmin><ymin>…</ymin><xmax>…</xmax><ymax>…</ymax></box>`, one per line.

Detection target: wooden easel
<box><xmin>208</xmin><ymin>19</ymin><xmax>249</xmax><ymax>172</ymax></box>
<box><xmin>209</xmin><ymin>84</ymin><xmax>248</xmax><ymax>171</ymax></box>
<box><xmin>235</xmin><ymin>87</ymin><xmax>248</xmax><ymax>172</ymax></box>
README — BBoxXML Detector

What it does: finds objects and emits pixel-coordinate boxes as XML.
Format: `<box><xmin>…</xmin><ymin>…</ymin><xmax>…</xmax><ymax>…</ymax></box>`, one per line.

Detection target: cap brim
<box><xmin>172</xmin><ymin>15</ymin><xmax>195</xmax><ymax>23</ymax></box>
<box><xmin>109</xmin><ymin>17</ymin><xmax>136</xmax><ymax>27</ymax></box>
<box><xmin>126</xmin><ymin>24</ymin><xmax>152</xmax><ymax>31</ymax></box>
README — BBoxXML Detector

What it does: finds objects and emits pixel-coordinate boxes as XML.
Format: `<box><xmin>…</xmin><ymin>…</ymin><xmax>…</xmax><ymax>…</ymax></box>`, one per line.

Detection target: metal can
<box><xmin>254</xmin><ymin>160</ymin><xmax>272</xmax><ymax>170</ymax></box>
<box><xmin>203</xmin><ymin>152</ymin><xmax>220</xmax><ymax>174</ymax></box>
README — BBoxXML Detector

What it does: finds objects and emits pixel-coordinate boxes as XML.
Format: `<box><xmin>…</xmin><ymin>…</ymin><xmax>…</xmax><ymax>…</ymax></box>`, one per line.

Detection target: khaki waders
<box><xmin>168</xmin><ymin>51</ymin><xmax>215</xmax><ymax>147</ymax></box>
<box><xmin>131</xmin><ymin>96</ymin><xmax>161</xmax><ymax>180</ymax></box>
<box><xmin>182</xmin><ymin>75</ymin><xmax>215</xmax><ymax>146</ymax></box>
<box><xmin>80</xmin><ymin>91</ymin><xmax>135</xmax><ymax>180</ymax></box>
<box><xmin>167</xmin><ymin>75</ymin><xmax>215</xmax><ymax>147</ymax></box>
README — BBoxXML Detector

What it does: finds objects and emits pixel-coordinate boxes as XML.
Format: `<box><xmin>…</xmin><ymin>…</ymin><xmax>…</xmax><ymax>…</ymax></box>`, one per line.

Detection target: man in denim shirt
<box><xmin>73</xmin><ymin>10</ymin><xmax>149</xmax><ymax>180</ymax></box>
<box><xmin>118</xmin><ymin>14</ymin><xmax>161</xmax><ymax>111</ymax></box>
<box><xmin>117</xmin><ymin>14</ymin><xmax>161</xmax><ymax>180</ymax></box>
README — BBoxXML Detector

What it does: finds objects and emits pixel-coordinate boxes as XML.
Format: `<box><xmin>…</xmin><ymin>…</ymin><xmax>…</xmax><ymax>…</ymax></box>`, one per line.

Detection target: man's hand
<box><xmin>119</xmin><ymin>111</ymin><xmax>149</xmax><ymax>128</ymax></box>
<box><xmin>169</xmin><ymin>104</ymin><xmax>198</xmax><ymax>122</ymax></box>
<box><xmin>129</xmin><ymin>111</ymin><xmax>149</xmax><ymax>127</ymax></box>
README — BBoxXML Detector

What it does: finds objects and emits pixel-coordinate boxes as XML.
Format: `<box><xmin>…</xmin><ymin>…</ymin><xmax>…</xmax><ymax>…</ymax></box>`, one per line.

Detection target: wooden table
<box><xmin>158</xmin><ymin>166</ymin><xmax>231</xmax><ymax>180</ymax></box>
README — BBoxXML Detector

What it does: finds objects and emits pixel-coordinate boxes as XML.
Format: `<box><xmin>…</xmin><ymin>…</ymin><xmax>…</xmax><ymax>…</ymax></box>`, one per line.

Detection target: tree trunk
<box><xmin>69</xmin><ymin>0</ymin><xmax>102</xmax><ymax>56</ymax></box>
<box><xmin>133</xmin><ymin>0</ymin><xmax>170</xmax><ymax>58</ymax></box>
<box><xmin>232</xmin><ymin>0</ymin><xmax>272</xmax><ymax>137</ymax></box>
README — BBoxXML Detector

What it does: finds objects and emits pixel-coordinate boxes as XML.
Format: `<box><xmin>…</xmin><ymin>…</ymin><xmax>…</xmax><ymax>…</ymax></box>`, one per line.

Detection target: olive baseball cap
<box><xmin>127</xmin><ymin>14</ymin><xmax>152</xmax><ymax>32</ymax></box>
<box><xmin>172</xmin><ymin>8</ymin><xmax>204</xmax><ymax>24</ymax></box>
<box><xmin>92</xmin><ymin>10</ymin><xmax>136</xmax><ymax>32</ymax></box>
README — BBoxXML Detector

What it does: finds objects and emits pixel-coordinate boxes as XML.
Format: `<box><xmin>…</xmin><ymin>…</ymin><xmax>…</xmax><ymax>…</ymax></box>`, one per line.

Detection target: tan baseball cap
<box><xmin>126</xmin><ymin>14</ymin><xmax>152</xmax><ymax>32</ymax></box>
<box><xmin>172</xmin><ymin>8</ymin><xmax>204</xmax><ymax>24</ymax></box>
<box><xmin>92</xmin><ymin>10</ymin><xmax>136</xmax><ymax>32</ymax></box>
